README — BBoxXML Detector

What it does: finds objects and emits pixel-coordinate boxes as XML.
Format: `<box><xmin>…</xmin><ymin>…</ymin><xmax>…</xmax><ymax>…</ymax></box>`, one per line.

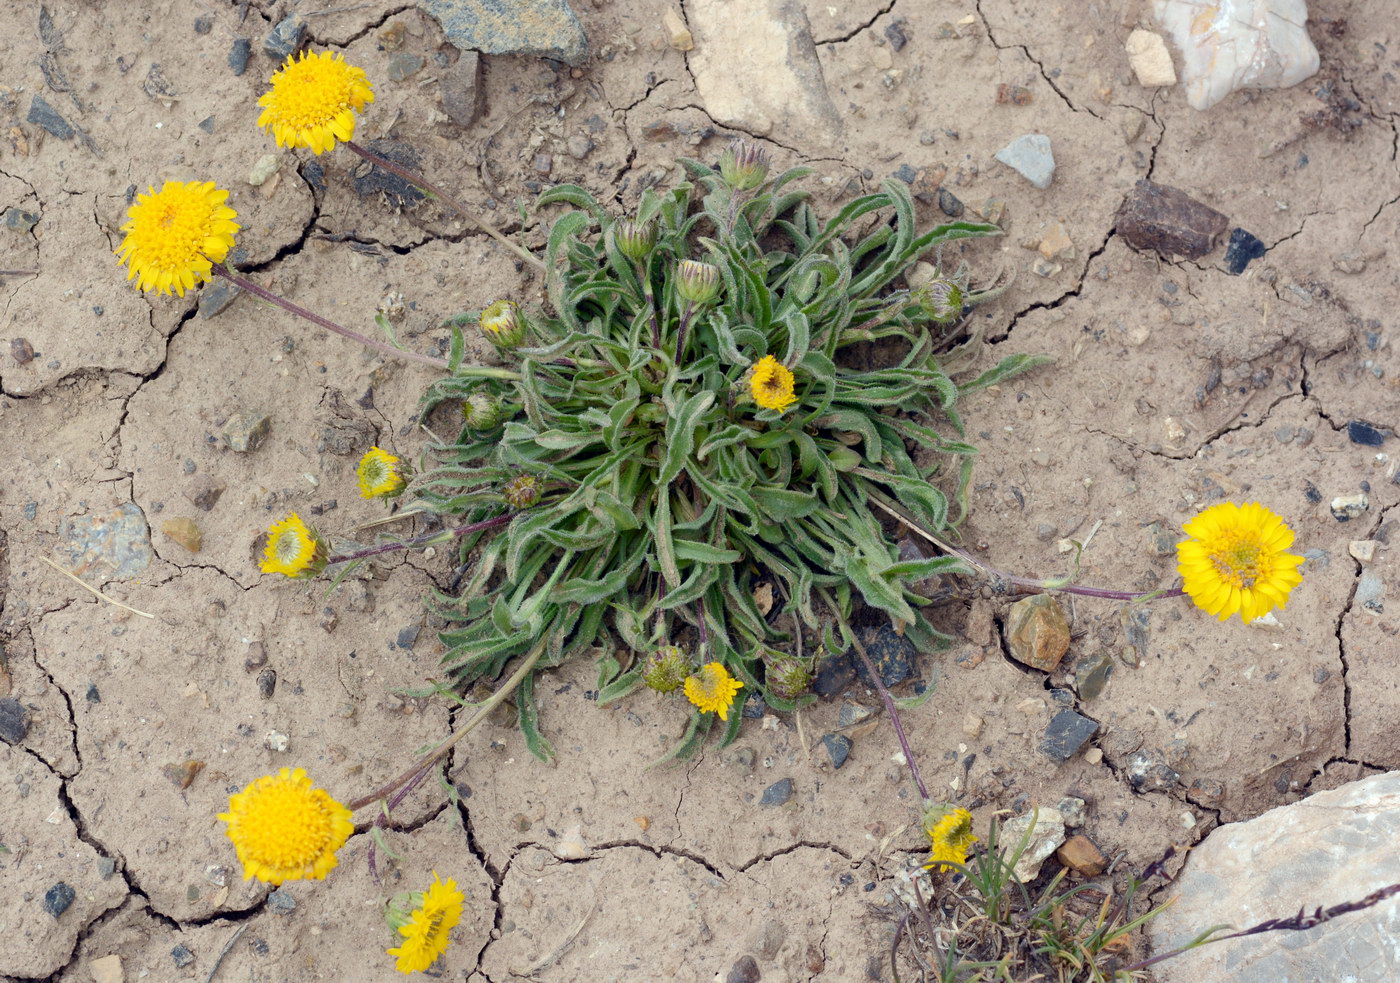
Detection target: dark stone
<box><xmin>387</xmin><ymin>52</ymin><xmax>426</xmax><ymax>82</ymax></box>
<box><xmin>418</xmin><ymin>0</ymin><xmax>589</xmax><ymax>66</ymax></box>
<box><xmin>185</xmin><ymin>475</ymin><xmax>227</xmax><ymax>512</ymax></box>
<box><xmin>396</xmin><ymin>625</ymin><xmax>421</xmax><ymax>650</ymax></box>
<box><xmin>892</xmin><ymin>163</ymin><xmax>917</xmax><ymax>184</ymax></box>
<box><xmin>642</xmin><ymin>120</ymin><xmax>677</xmax><ymax>141</ymax></box>
<box><xmin>1075</xmin><ymin>652</ymin><xmax>1114</xmax><ymax>701</ymax></box>
<box><xmin>11</xmin><ymin>337</ymin><xmax>35</xmax><ymax>364</ymax></box>
<box><xmin>1116</xmin><ymin>180</ymin><xmax>1229</xmax><ymax>260</ymax></box>
<box><xmin>937</xmin><ymin>187</ymin><xmax>964</xmax><ymax>218</ymax></box>
<box><xmin>28</xmin><ymin>95</ymin><xmax>74</xmax><ymax>139</ymax></box>
<box><xmin>1040</xmin><ymin>709</ymin><xmax>1098</xmax><ymax>761</ymax></box>
<box><xmin>198</xmin><ymin>278</ymin><xmax>240</xmax><ymax>319</ymax></box>
<box><xmin>4</xmin><ymin>207</ymin><xmax>40</xmax><ymax>233</ymax></box>
<box><xmin>741</xmin><ymin>690</ymin><xmax>766</xmax><ymax>719</ymax></box>
<box><xmin>850</xmin><ymin>622</ymin><xmax>916</xmax><ymax>688</ymax></box>
<box><xmin>268</xmin><ymin>888</ymin><xmax>297</xmax><ymax>914</ymax></box>
<box><xmin>264</xmin><ymin>14</ymin><xmax>306</xmax><ymax>60</ymax></box>
<box><xmin>1188</xmin><ymin>777</ymin><xmax>1225</xmax><ymax>805</ymax></box>
<box><xmin>44</xmin><ymin>882</ymin><xmax>76</xmax><ymax>918</ymax></box>
<box><xmin>821</xmin><ymin>733</ymin><xmax>852</xmax><ymax>769</ymax></box>
<box><xmin>257</xmin><ymin>669</ymin><xmax>277</xmax><ymax>699</ymax></box>
<box><xmin>727</xmin><ymin>954</ymin><xmax>762</xmax><ymax>983</ymax></box>
<box><xmin>143</xmin><ymin>63</ymin><xmax>178</xmax><ymax>100</ymax></box>
<box><xmin>228</xmin><ymin>38</ymin><xmax>251</xmax><ymax>76</ymax></box>
<box><xmin>23</xmin><ymin>502</ymin><xmax>37</xmax><ymax>520</ymax></box>
<box><xmin>759</xmin><ymin>777</ymin><xmax>794</xmax><ymax>806</ymax></box>
<box><xmin>1125</xmin><ymin>748</ymin><xmax>1181</xmax><ymax>792</ymax></box>
<box><xmin>439</xmin><ymin>50</ymin><xmax>484</xmax><ymax>127</ymax></box>
<box><xmin>97</xmin><ymin>856</ymin><xmax>117</xmax><ymax>880</ymax></box>
<box><xmin>1222</xmin><ymin>227</ymin><xmax>1266</xmax><ymax>275</ymax></box>
<box><xmin>302</xmin><ymin>160</ymin><xmax>326</xmax><ymax>191</ymax></box>
<box><xmin>813</xmin><ymin>651</ymin><xmax>856</xmax><ymax>699</ymax></box>
<box><xmin>1348</xmin><ymin>421</ymin><xmax>1388</xmax><ymax>446</ymax></box>
<box><xmin>533</xmin><ymin>152</ymin><xmax>553</xmax><ymax>175</ymax></box>
<box><xmin>198</xmin><ymin>115</ymin><xmax>216</xmax><ymax>133</ymax></box>
<box><xmin>884</xmin><ymin>20</ymin><xmax>908</xmax><ymax>51</ymax></box>
<box><xmin>85</xmin><ymin>684</ymin><xmax>101</xmax><ymax>703</ymax></box>
<box><xmin>350</xmin><ymin>139</ymin><xmax>427</xmax><ymax>208</ymax></box>
<box><xmin>194</xmin><ymin>15</ymin><xmax>213</xmax><ymax>34</ymax></box>
<box><xmin>171</xmin><ymin>944</ymin><xmax>195</xmax><ymax>968</ymax></box>
<box><xmin>0</xmin><ymin>698</ymin><xmax>29</xmax><ymax>744</ymax></box>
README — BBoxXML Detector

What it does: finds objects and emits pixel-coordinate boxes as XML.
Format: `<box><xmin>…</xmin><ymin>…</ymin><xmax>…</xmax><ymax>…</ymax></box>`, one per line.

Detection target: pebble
<box><xmin>387</xmin><ymin>52</ymin><xmax>426</xmax><ymax>82</ymax></box>
<box><xmin>57</xmin><ymin>504</ymin><xmax>154</xmax><ymax>580</ymax></box>
<box><xmin>439</xmin><ymin>50</ymin><xmax>483</xmax><ymax>127</ymax></box>
<box><xmin>264</xmin><ymin>14</ymin><xmax>306</xmax><ymax>60</ymax></box>
<box><xmin>268</xmin><ymin>889</ymin><xmax>297</xmax><ymax>914</ymax></box>
<box><xmin>419</xmin><ymin>0</ymin><xmax>589</xmax><ymax>65</ymax></box>
<box><xmin>1031</xmin><ymin>257</ymin><xmax>1062</xmax><ymax>278</ymax></box>
<box><xmin>1075</xmin><ymin>651</ymin><xmax>1114</xmax><ymax>701</ymax></box>
<box><xmin>4</xmin><ymin>206</ymin><xmax>40</xmax><ymax>233</ymax></box>
<box><xmin>555</xmin><ymin>826</ymin><xmax>592</xmax><ymax>859</ymax></box>
<box><xmin>28</xmin><ymin>95</ymin><xmax>74</xmax><ymax>139</ymax></box>
<box><xmin>760</xmin><ymin>777</ymin><xmax>794</xmax><ymax>806</ymax></box>
<box><xmin>885</xmin><ymin>20</ymin><xmax>909</xmax><ymax>51</ymax></box>
<box><xmin>962</xmin><ymin>713</ymin><xmax>984</xmax><ymax>738</ymax></box>
<box><xmin>1116</xmin><ymin>179</ymin><xmax>1229</xmax><ymax>260</ymax></box>
<box><xmin>1125</xmin><ymin>748</ymin><xmax>1181</xmax><ymax>792</ymax></box>
<box><xmin>197</xmin><ymin>115</ymin><xmax>216</xmax><ymax>134</ymax></box>
<box><xmin>10</xmin><ymin>336</ymin><xmax>34</xmax><ymax>364</ymax></box>
<box><xmin>1125</xmin><ymin>29</ymin><xmax>1177</xmax><ymax>86</ymax></box>
<box><xmin>86</xmin><ymin>684</ymin><xmax>101</xmax><ymax>703</ymax></box>
<box><xmin>397</xmin><ymin>626</ymin><xmax>421</xmax><ymax>650</ymax></box>
<box><xmin>1006</xmin><ymin>594</ymin><xmax>1070</xmax><ymax>672</ymax></box>
<box><xmin>171</xmin><ymin>945</ymin><xmax>195</xmax><ymax>969</ymax></box>
<box><xmin>937</xmin><ymin>187</ymin><xmax>964</xmax><ymax>217</ymax></box>
<box><xmin>221</xmin><ymin>411</ymin><xmax>271</xmax><ymax>452</ymax></box>
<box><xmin>1223</xmin><ymin>227</ymin><xmax>1266</xmax><ymax>275</ymax></box>
<box><xmin>1000</xmin><ymin>808</ymin><xmax>1066</xmax><ymax>881</ymax></box>
<box><xmin>264</xmin><ymin>731</ymin><xmax>289</xmax><ymax>752</ymax></box>
<box><xmin>994</xmin><ymin>133</ymin><xmax>1055</xmax><ymax>190</ymax></box>
<box><xmin>1056</xmin><ymin>834</ymin><xmax>1107</xmax><ymax>876</ymax></box>
<box><xmin>198</xmin><ymin>279</ymin><xmax>240</xmax><ymax>319</ymax></box>
<box><xmin>747</xmin><ymin>919</ymin><xmax>786</xmax><ymax>961</ymax></box>
<box><xmin>821</xmin><ymin>733</ymin><xmax>852</xmax><ymax>769</ymax></box>
<box><xmin>161</xmin><ymin>517</ymin><xmax>202</xmax><ymax>553</ymax></box>
<box><xmin>1330</xmin><ymin>492</ymin><xmax>1369</xmax><ymax>522</ymax></box>
<box><xmin>663</xmin><ymin>7</ymin><xmax>693</xmax><ymax>51</ymax></box>
<box><xmin>533</xmin><ymin>153</ymin><xmax>553</xmax><ymax>176</ymax></box>
<box><xmin>1349</xmin><ymin>540</ymin><xmax>1377</xmax><ymax>563</ymax></box>
<box><xmin>1038</xmin><ymin>222</ymin><xmax>1074</xmax><ymax>261</ymax></box>
<box><xmin>44</xmin><ymin>882</ymin><xmax>76</xmax><ymax>918</ymax></box>
<box><xmin>1083</xmin><ymin>747</ymin><xmax>1103</xmax><ymax>765</ymax></box>
<box><xmin>257</xmin><ymin>669</ymin><xmax>277</xmax><ymax>699</ymax></box>
<box><xmin>248</xmin><ymin>154</ymin><xmax>280</xmax><ymax>187</ymax></box>
<box><xmin>566</xmin><ymin>134</ymin><xmax>594</xmax><ymax>160</ymax></box>
<box><xmin>726</xmin><ymin>955</ymin><xmax>761</xmax><ymax>983</ymax></box>
<box><xmin>0</xmin><ymin>697</ymin><xmax>29</xmax><ymax>744</ymax></box>
<box><xmin>1347</xmin><ymin>421</ymin><xmax>1388</xmax><ymax>446</ymax></box>
<box><xmin>228</xmin><ymin>38</ymin><xmax>251</xmax><ymax>76</ymax></box>
<box><xmin>1040</xmin><ymin>709</ymin><xmax>1099</xmax><ymax>761</ymax></box>
<box><xmin>89</xmin><ymin>954</ymin><xmax>123</xmax><ymax>983</ymax></box>
<box><xmin>184</xmin><ymin>476</ymin><xmax>227</xmax><ymax>512</ymax></box>
<box><xmin>1056</xmin><ymin>796</ymin><xmax>1087</xmax><ymax>828</ymax></box>
<box><xmin>850</xmin><ymin>622</ymin><xmax>916</xmax><ymax>687</ymax></box>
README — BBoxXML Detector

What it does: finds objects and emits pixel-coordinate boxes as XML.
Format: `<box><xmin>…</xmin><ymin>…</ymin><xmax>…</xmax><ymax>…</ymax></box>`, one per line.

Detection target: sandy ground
<box><xmin>2</xmin><ymin>0</ymin><xmax>1398</xmax><ymax>980</ymax></box>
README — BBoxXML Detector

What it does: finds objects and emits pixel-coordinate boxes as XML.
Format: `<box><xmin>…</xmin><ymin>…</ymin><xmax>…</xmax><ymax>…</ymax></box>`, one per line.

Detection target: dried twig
<box><xmin>39</xmin><ymin>556</ymin><xmax>155</xmax><ymax>619</ymax></box>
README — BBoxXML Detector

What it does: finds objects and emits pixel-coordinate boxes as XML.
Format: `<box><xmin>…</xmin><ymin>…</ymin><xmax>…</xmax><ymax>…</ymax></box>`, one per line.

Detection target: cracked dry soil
<box><xmin>1</xmin><ymin>0</ymin><xmax>1398</xmax><ymax>980</ymax></box>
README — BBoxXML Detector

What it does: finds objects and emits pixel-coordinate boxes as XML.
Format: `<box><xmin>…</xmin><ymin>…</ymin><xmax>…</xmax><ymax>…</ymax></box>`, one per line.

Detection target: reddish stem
<box><xmin>327</xmin><ymin>512</ymin><xmax>513</xmax><ymax>565</ymax></box>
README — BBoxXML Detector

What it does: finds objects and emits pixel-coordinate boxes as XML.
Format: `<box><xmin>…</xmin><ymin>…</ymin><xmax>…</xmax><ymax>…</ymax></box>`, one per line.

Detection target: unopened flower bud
<box><xmin>914</xmin><ymin>278</ymin><xmax>967</xmax><ymax>325</ymax></box>
<box><xmin>502</xmin><ymin>473</ymin><xmax>541</xmax><ymax>510</ymax></box>
<box><xmin>764</xmin><ymin>654</ymin><xmax>813</xmax><ymax>700</ymax></box>
<box><xmin>615</xmin><ymin>217</ymin><xmax>658</xmax><ymax>261</ymax></box>
<box><xmin>643</xmin><ymin>646</ymin><xmax>690</xmax><ymax>694</ymax></box>
<box><xmin>479</xmin><ymin>300</ymin><xmax>528</xmax><ymax>349</ymax></box>
<box><xmin>719</xmin><ymin>141</ymin><xmax>770</xmax><ymax>191</ymax></box>
<box><xmin>676</xmin><ymin>260</ymin><xmax>720</xmax><ymax>305</ymax></box>
<box><xmin>462</xmin><ymin>392</ymin><xmax>504</xmax><ymax>430</ymax></box>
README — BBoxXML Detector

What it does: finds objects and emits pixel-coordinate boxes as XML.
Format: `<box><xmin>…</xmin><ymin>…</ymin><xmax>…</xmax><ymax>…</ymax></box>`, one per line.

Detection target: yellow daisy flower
<box><xmin>924</xmin><ymin>806</ymin><xmax>977</xmax><ymax>872</ymax></box>
<box><xmin>260</xmin><ymin>513</ymin><xmax>326</xmax><ymax>577</ymax></box>
<box><xmin>217</xmin><ymin>767</ymin><xmax>354</xmax><ymax>884</ymax></box>
<box><xmin>386</xmin><ymin>872</ymin><xmax>465</xmax><ymax>974</ymax></box>
<box><xmin>684</xmin><ymin>662</ymin><xmax>744</xmax><ymax>721</ymax></box>
<box><xmin>115</xmin><ymin>181</ymin><xmax>240</xmax><ymax>297</ymax></box>
<box><xmin>257</xmin><ymin>50</ymin><xmax>375</xmax><ymax>155</ymax></box>
<box><xmin>357</xmin><ymin>446</ymin><xmax>407</xmax><ymax>499</ymax></box>
<box><xmin>749</xmin><ymin>355</ymin><xmax>798</xmax><ymax>414</ymax></box>
<box><xmin>1177</xmin><ymin>501</ymin><xmax>1305</xmax><ymax>623</ymax></box>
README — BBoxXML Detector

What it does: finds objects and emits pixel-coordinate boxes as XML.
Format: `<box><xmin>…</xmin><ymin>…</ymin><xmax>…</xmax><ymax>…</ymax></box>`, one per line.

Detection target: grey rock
<box><xmin>349</xmin><ymin>139</ymin><xmax>426</xmax><ymax>208</ymax></box>
<box><xmin>28</xmin><ymin>95</ymin><xmax>74</xmax><ymax>139</ymax></box>
<box><xmin>197</xmin><ymin>115</ymin><xmax>216</xmax><ymax>133</ymax></box>
<box><xmin>1348</xmin><ymin>421</ymin><xmax>1388</xmax><ymax>446</ymax></box>
<box><xmin>194</xmin><ymin>15</ymin><xmax>213</xmax><ymax>34</ymax></box>
<box><xmin>11</xmin><ymin>337</ymin><xmax>35</xmax><ymax>364</ymax></box>
<box><xmin>264</xmin><ymin>14</ymin><xmax>306</xmax><ymax>60</ymax></box>
<box><xmin>221</xmin><ymin>411</ymin><xmax>271</xmax><ymax>452</ymax></box>
<box><xmin>1125</xmin><ymin>748</ymin><xmax>1180</xmax><ymax>792</ymax></box>
<box><xmin>23</xmin><ymin>501</ymin><xmax>37</xmax><ymax>520</ymax></box>
<box><xmin>837</xmin><ymin>701</ymin><xmax>874</xmax><ymax>729</ymax></box>
<box><xmin>741</xmin><ymin>690</ymin><xmax>766</xmax><ymax>719</ymax></box>
<box><xmin>1040</xmin><ymin>709</ymin><xmax>1099</xmax><ymax>761</ymax></box>
<box><xmin>4</xmin><ymin>206</ymin><xmax>40</xmax><ymax>233</ymax></box>
<box><xmin>727</xmin><ymin>954</ymin><xmax>761</xmax><ymax>983</ymax></box>
<box><xmin>257</xmin><ymin>669</ymin><xmax>277</xmax><ymax>700</ymax></box>
<box><xmin>1075</xmin><ymin>651</ymin><xmax>1114</xmax><ymax>701</ymax></box>
<box><xmin>849</xmin><ymin>622</ymin><xmax>916</xmax><ymax>688</ymax></box>
<box><xmin>1000</xmin><ymin>808</ymin><xmax>1066</xmax><ymax>882</ymax></box>
<box><xmin>97</xmin><ymin>856</ymin><xmax>117</xmax><ymax>879</ymax></box>
<box><xmin>1223</xmin><ymin>227</ymin><xmax>1266</xmax><ymax>275</ymax></box>
<box><xmin>198</xmin><ymin>278</ymin><xmax>240</xmax><ymax>319</ymax></box>
<box><xmin>884</xmin><ymin>20</ymin><xmax>909</xmax><ymax>51</ymax></box>
<box><xmin>143</xmin><ymin>63</ymin><xmax>178</xmax><ymax>101</ymax></box>
<box><xmin>1152</xmin><ymin>772</ymin><xmax>1400</xmax><ymax>983</ymax></box>
<box><xmin>420</xmin><ymin>0</ymin><xmax>588</xmax><ymax>65</ymax></box>
<box><xmin>760</xmin><ymin>777</ymin><xmax>794</xmax><ymax>806</ymax></box>
<box><xmin>396</xmin><ymin>625</ymin><xmax>421</xmax><ymax>650</ymax></box>
<box><xmin>171</xmin><ymin>944</ymin><xmax>195</xmax><ymax>968</ymax></box>
<box><xmin>228</xmin><ymin>38</ymin><xmax>251</xmax><ymax>76</ymax></box>
<box><xmin>747</xmin><ymin>918</ymin><xmax>786</xmax><ymax>961</ymax></box>
<box><xmin>0</xmin><ymin>697</ymin><xmax>30</xmax><ymax>744</ymax></box>
<box><xmin>1056</xmin><ymin>796</ymin><xmax>1087</xmax><ymax>828</ymax></box>
<box><xmin>821</xmin><ymin>733</ymin><xmax>852</xmax><ymax>769</ymax></box>
<box><xmin>387</xmin><ymin>52</ymin><xmax>426</xmax><ymax>83</ymax></box>
<box><xmin>937</xmin><ymin>187</ymin><xmax>964</xmax><ymax>217</ymax></box>
<box><xmin>57</xmin><ymin>503</ymin><xmax>154</xmax><ymax>580</ymax></box>
<box><xmin>44</xmin><ymin>882</ymin><xmax>76</xmax><ymax>918</ymax></box>
<box><xmin>439</xmin><ymin>50</ymin><xmax>484</xmax><ymax>128</ymax></box>
<box><xmin>566</xmin><ymin>134</ymin><xmax>594</xmax><ymax>159</ymax></box>
<box><xmin>268</xmin><ymin>888</ymin><xmax>297</xmax><ymax>914</ymax></box>
<box><xmin>85</xmin><ymin>684</ymin><xmax>100</xmax><ymax>703</ymax></box>
<box><xmin>994</xmin><ymin>133</ymin><xmax>1055</xmax><ymax>189</ymax></box>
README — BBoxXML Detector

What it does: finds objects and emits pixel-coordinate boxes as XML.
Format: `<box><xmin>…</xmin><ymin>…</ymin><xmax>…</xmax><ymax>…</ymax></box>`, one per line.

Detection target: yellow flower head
<box><xmin>1177</xmin><ymin>501</ymin><xmax>1304</xmax><ymax>623</ymax></box>
<box><xmin>257</xmin><ymin>50</ymin><xmax>374</xmax><ymax>155</ymax></box>
<box><xmin>115</xmin><ymin>181</ymin><xmax>240</xmax><ymax>297</ymax></box>
<box><xmin>358</xmin><ymin>446</ymin><xmax>407</xmax><ymax>499</ymax></box>
<box><xmin>684</xmin><ymin>662</ymin><xmax>744</xmax><ymax>720</ymax></box>
<box><xmin>924</xmin><ymin>806</ymin><xmax>977</xmax><ymax>872</ymax></box>
<box><xmin>260</xmin><ymin>513</ymin><xmax>326</xmax><ymax>577</ymax></box>
<box><xmin>749</xmin><ymin>355</ymin><xmax>798</xmax><ymax>414</ymax></box>
<box><xmin>217</xmin><ymin>767</ymin><xmax>354</xmax><ymax>884</ymax></box>
<box><xmin>479</xmin><ymin>300</ymin><xmax>527</xmax><ymax>348</ymax></box>
<box><xmin>386</xmin><ymin>872</ymin><xmax>465</xmax><ymax>974</ymax></box>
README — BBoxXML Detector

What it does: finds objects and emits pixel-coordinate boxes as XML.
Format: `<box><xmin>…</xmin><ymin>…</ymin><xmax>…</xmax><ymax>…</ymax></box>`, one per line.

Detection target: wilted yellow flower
<box><xmin>684</xmin><ymin>662</ymin><xmax>744</xmax><ymax>720</ymax></box>
<box><xmin>260</xmin><ymin>513</ymin><xmax>326</xmax><ymax>577</ymax></box>
<box><xmin>1177</xmin><ymin>501</ymin><xmax>1304</xmax><ymax>623</ymax></box>
<box><xmin>115</xmin><ymin>181</ymin><xmax>240</xmax><ymax>297</ymax></box>
<box><xmin>749</xmin><ymin>355</ymin><xmax>797</xmax><ymax>413</ymax></box>
<box><xmin>643</xmin><ymin>646</ymin><xmax>690</xmax><ymax>694</ymax></box>
<box><xmin>924</xmin><ymin>806</ymin><xmax>977</xmax><ymax>872</ymax></box>
<box><xmin>217</xmin><ymin>767</ymin><xmax>354</xmax><ymax>884</ymax></box>
<box><xmin>257</xmin><ymin>50</ymin><xmax>374</xmax><ymax>155</ymax></box>
<box><xmin>502</xmin><ymin>473</ymin><xmax>541</xmax><ymax>509</ymax></box>
<box><xmin>358</xmin><ymin>446</ymin><xmax>407</xmax><ymax>499</ymax></box>
<box><xmin>386</xmin><ymin>872</ymin><xmax>465</xmax><ymax>974</ymax></box>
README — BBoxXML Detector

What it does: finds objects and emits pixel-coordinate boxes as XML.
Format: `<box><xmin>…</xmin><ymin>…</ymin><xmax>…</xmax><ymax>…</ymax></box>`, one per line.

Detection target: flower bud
<box><xmin>615</xmin><ymin>217</ymin><xmax>658</xmax><ymax>261</ymax></box>
<box><xmin>462</xmin><ymin>392</ymin><xmax>504</xmax><ymax>430</ymax></box>
<box><xmin>763</xmin><ymin>653</ymin><xmax>813</xmax><ymax>700</ymax></box>
<box><xmin>719</xmin><ymin>141</ymin><xmax>770</xmax><ymax>191</ymax></box>
<box><xmin>914</xmin><ymin>278</ymin><xmax>967</xmax><ymax>325</ymax></box>
<box><xmin>643</xmin><ymin>646</ymin><xmax>690</xmax><ymax>694</ymax></box>
<box><xmin>676</xmin><ymin>260</ymin><xmax>720</xmax><ymax>305</ymax></box>
<box><xmin>478</xmin><ymin>300</ymin><xmax>528</xmax><ymax>349</ymax></box>
<box><xmin>502</xmin><ymin>473</ymin><xmax>541</xmax><ymax>510</ymax></box>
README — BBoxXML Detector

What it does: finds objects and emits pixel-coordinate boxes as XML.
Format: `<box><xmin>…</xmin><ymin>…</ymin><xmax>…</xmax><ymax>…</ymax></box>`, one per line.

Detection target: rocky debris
<box><xmin>1117</xmin><ymin>180</ymin><xmax>1229</xmax><ymax>260</ymax></box>
<box><xmin>221</xmin><ymin>411</ymin><xmax>271</xmax><ymax>452</ymax></box>
<box><xmin>850</xmin><ymin>622</ymin><xmax>916</xmax><ymax>687</ymax></box>
<box><xmin>727</xmin><ymin>955</ymin><xmax>761</xmax><ymax>983</ymax></box>
<box><xmin>0</xmin><ymin>697</ymin><xmax>29</xmax><ymax>744</ymax></box>
<box><xmin>228</xmin><ymin>38</ymin><xmax>251</xmax><ymax>76</ymax></box>
<box><xmin>1006</xmin><ymin>594</ymin><xmax>1071</xmax><ymax>672</ymax></box>
<box><xmin>554</xmin><ymin>825</ymin><xmax>592</xmax><ymax>859</ymax></box>
<box><xmin>1056</xmin><ymin>834</ymin><xmax>1107</xmax><ymax>876</ymax></box>
<box><xmin>687</xmin><ymin>0</ymin><xmax>841</xmax><ymax>143</ymax></box>
<box><xmin>248</xmin><ymin>154</ymin><xmax>280</xmax><ymax>187</ymax></box>
<box><xmin>387</xmin><ymin>52</ymin><xmax>426</xmax><ymax>82</ymax></box>
<box><xmin>821</xmin><ymin>733</ymin><xmax>852</xmax><ymax>769</ymax></box>
<box><xmin>937</xmin><ymin>187</ymin><xmax>965</xmax><ymax>217</ymax></box>
<box><xmin>57</xmin><ymin>503</ymin><xmax>154</xmax><ymax>580</ymax></box>
<box><xmin>198</xmin><ymin>278</ymin><xmax>240</xmax><ymax>319</ymax></box>
<box><xmin>170</xmin><ymin>945</ymin><xmax>195</xmax><ymax>969</ymax></box>
<box><xmin>1125</xmin><ymin>29</ymin><xmax>1177</xmax><ymax>86</ymax></box>
<box><xmin>5</xmin><ymin>206</ymin><xmax>40</xmax><ymax>233</ymax></box>
<box><xmin>257</xmin><ymin>669</ymin><xmax>277</xmax><ymax>699</ymax></box>
<box><xmin>1330</xmin><ymin>492</ymin><xmax>1369</xmax><ymax>522</ymax></box>
<box><xmin>1347</xmin><ymin>421</ymin><xmax>1388</xmax><ymax>446</ymax></box>
<box><xmin>994</xmin><ymin>134</ymin><xmax>1055</xmax><ymax>189</ymax></box>
<box><xmin>1057</xmin><ymin>797</ymin><xmax>1087</xmax><ymax>828</ymax></box>
<box><xmin>43</xmin><ymin>882</ymin><xmax>76</xmax><ymax>918</ymax></box>
<box><xmin>1349</xmin><ymin>541</ymin><xmax>1377</xmax><ymax>563</ymax></box>
<box><xmin>1038</xmin><ymin>222</ymin><xmax>1075</xmax><ymax>261</ymax></box>
<box><xmin>89</xmin><ymin>954</ymin><xmax>123</xmax><ymax>983</ymax></box>
<box><xmin>1040</xmin><ymin>709</ymin><xmax>1099</xmax><ymax>761</ymax></box>
<box><xmin>1000</xmin><ymin>808</ymin><xmax>1066</xmax><ymax>882</ymax></box>
<box><xmin>419</xmin><ymin>0</ymin><xmax>588</xmax><ymax>65</ymax></box>
<box><xmin>1223</xmin><ymin>227</ymin><xmax>1267</xmax><ymax>274</ymax></box>
<box><xmin>439</xmin><ymin>50</ymin><xmax>483</xmax><ymax>128</ymax></box>
<box><xmin>760</xmin><ymin>777</ymin><xmax>794</xmax><ymax>806</ymax></box>
<box><xmin>1152</xmin><ymin>771</ymin><xmax>1400</xmax><ymax>983</ymax></box>
<box><xmin>184</xmin><ymin>476</ymin><xmax>227</xmax><ymax>512</ymax></box>
<box><xmin>28</xmin><ymin>95</ymin><xmax>73</xmax><ymax>139</ymax></box>
<box><xmin>350</xmin><ymin>138</ymin><xmax>426</xmax><ymax>208</ymax></box>
<box><xmin>268</xmin><ymin>889</ymin><xmax>297</xmax><ymax>914</ymax></box>
<box><xmin>1075</xmin><ymin>651</ymin><xmax>1114</xmax><ymax>700</ymax></box>
<box><xmin>663</xmin><ymin>7</ymin><xmax>693</xmax><ymax>51</ymax></box>
<box><xmin>263</xmin><ymin>14</ymin><xmax>305</xmax><ymax>60</ymax></box>
<box><xmin>1154</xmin><ymin>0</ymin><xmax>1319</xmax><ymax>111</ymax></box>
<box><xmin>160</xmin><ymin>517</ymin><xmax>202</xmax><ymax>553</ymax></box>
<box><xmin>1125</xmin><ymin>748</ymin><xmax>1181</xmax><ymax>792</ymax></box>
<box><xmin>962</xmin><ymin>713</ymin><xmax>984</xmax><ymax>738</ymax></box>
<box><xmin>10</xmin><ymin>337</ymin><xmax>35</xmax><ymax>364</ymax></box>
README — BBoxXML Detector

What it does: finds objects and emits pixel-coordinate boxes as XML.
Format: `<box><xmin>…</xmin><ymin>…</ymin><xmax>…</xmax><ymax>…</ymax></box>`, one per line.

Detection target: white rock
<box><xmin>89</xmin><ymin>954</ymin><xmax>124</xmax><ymax>983</ymax></box>
<box><xmin>1349</xmin><ymin>540</ymin><xmax>1377</xmax><ymax>563</ymax></box>
<box><xmin>1153</xmin><ymin>0</ymin><xmax>1320</xmax><ymax>111</ymax></box>
<box><xmin>1125</xmin><ymin>29</ymin><xmax>1177</xmax><ymax>87</ymax></box>
<box><xmin>553</xmin><ymin>825</ymin><xmax>592</xmax><ymax>860</ymax></box>
<box><xmin>1000</xmin><ymin>807</ymin><xmax>1066</xmax><ymax>882</ymax></box>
